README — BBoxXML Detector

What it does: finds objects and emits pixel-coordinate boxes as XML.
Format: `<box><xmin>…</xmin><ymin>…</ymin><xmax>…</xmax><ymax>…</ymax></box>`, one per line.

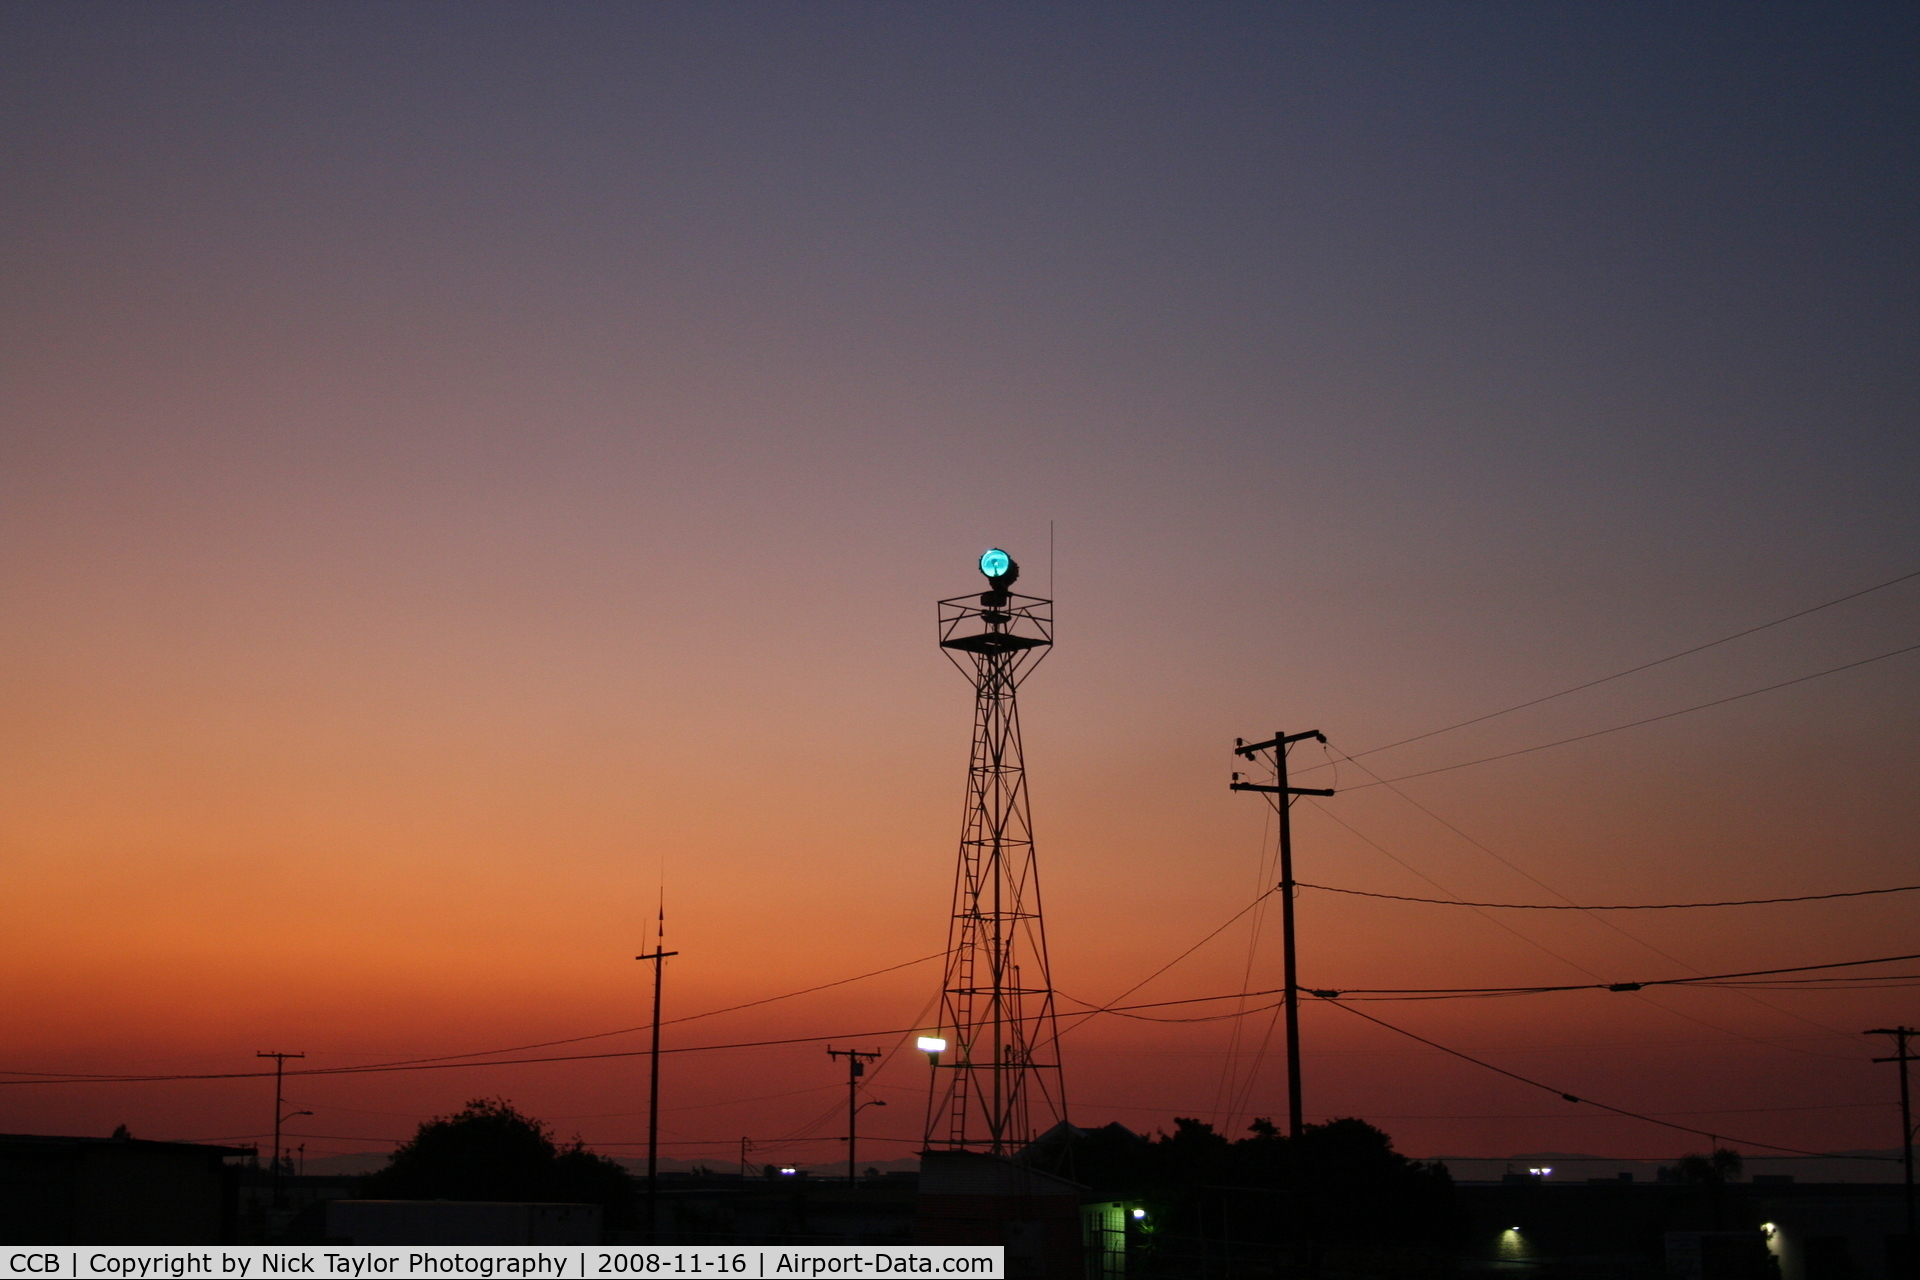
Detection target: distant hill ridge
<box><xmin>1437</xmin><ymin>1150</ymin><xmax>1905</xmax><ymax>1184</ymax></box>
<box><xmin>296</xmin><ymin>1151</ymin><xmax>923</xmax><ymax>1179</ymax></box>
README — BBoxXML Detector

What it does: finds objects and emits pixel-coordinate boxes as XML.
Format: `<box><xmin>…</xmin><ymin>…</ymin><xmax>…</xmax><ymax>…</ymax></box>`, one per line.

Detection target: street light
<box><xmin>279</xmin><ymin>1111</ymin><xmax>312</xmax><ymax>1166</ymax></box>
<box><xmin>847</xmin><ymin>1099</ymin><xmax>886</xmax><ymax>1185</ymax></box>
<box><xmin>272</xmin><ymin>1110</ymin><xmax>311</xmax><ymax>1208</ymax></box>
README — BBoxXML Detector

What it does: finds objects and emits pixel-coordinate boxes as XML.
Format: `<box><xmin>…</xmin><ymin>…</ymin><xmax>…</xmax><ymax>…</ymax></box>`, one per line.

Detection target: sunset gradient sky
<box><xmin>2</xmin><ymin>1</ymin><xmax>1916</xmax><ymax>1171</ymax></box>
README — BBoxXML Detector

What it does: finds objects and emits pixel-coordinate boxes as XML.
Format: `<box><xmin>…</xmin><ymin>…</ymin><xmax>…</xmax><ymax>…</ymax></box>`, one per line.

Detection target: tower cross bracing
<box><xmin>925</xmin><ymin>551</ymin><xmax>1066</xmax><ymax>1154</ymax></box>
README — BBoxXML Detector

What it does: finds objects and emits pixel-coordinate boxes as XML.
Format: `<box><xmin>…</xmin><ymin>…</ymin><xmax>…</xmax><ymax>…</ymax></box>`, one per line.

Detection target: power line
<box><xmin>0</xmin><ymin>1025</ymin><xmax>928</xmax><ymax>1086</ymax></box>
<box><xmin>0</xmin><ymin>951</ymin><xmax>948</xmax><ymax>1085</ymax></box>
<box><xmin>1058</xmin><ymin>990</ymin><xmax>1287</xmax><ymax>1024</ymax></box>
<box><xmin>269</xmin><ymin>951</ymin><xmax>950</xmax><ymax>1074</ymax></box>
<box><xmin>1057</xmin><ymin>951</ymin><xmax>1920</xmax><ymax>1012</ymax></box>
<box><xmin>13</xmin><ymin>952</ymin><xmax>1912</xmax><ymax>1087</ymax></box>
<box><xmin>1316</xmin><ymin>750</ymin><xmax>1871</xmax><ymax>1050</ymax></box>
<box><xmin>1056</xmin><ymin>887</ymin><xmax>1281</xmax><ymax>1039</ymax></box>
<box><xmin>1212</xmin><ymin>777</ymin><xmax>1281</xmax><ymax>1144</ymax></box>
<box><xmin>1305</xmin><ymin>797</ymin><xmax>1619</xmax><ymax>986</ymax></box>
<box><xmin>1065</xmin><ymin>1099</ymin><xmax>1895</xmax><ymax>1121</ymax></box>
<box><xmin>1343</xmin><ymin>640</ymin><xmax>1920</xmax><ymax>789</ymax></box>
<box><xmin>1297</xmin><ymin>881</ymin><xmax>1920</xmax><ymax>911</ymax></box>
<box><xmin>1303</xmin><ymin>566</ymin><xmax>1920</xmax><ymax>768</ymax></box>
<box><xmin>1712</xmin><ymin>990</ymin><xmax>1920</xmax><ymax>997</ymax></box>
<box><xmin>1320</xmin><ymin>952</ymin><xmax>1920</xmax><ymax>998</ymax></box>
<box><xmin>1312</xmin><ymin>995</ymin><xmax>1896</xmax><ymax>1161</ymax></box>
<box><xmin>1351</xmin><ymin>1101</ymin><xmax>1899</xmax><ymax>1119</ymax></box>
<box><xmin>12</xmin><ymin>947</ymin><xmax>1911</xmax><ymax>1088</ymax></box>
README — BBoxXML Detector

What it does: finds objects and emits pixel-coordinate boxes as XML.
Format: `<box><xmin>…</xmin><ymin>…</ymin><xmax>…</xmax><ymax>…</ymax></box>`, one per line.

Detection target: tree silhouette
<box><xmin>1036</xmin><ymin>1113</ymin><xmax>1462</xmax><ymax>1268</ymax></box>
<box><xmin>365</xmin><ymin>1098</ymin><xmax>637</xmax><ymax>1227</ymax></box>
<box><xmin>1675</xmin><ymin>1147</ymin><xmax>1745</xmax><ymax>1185</ymax></box>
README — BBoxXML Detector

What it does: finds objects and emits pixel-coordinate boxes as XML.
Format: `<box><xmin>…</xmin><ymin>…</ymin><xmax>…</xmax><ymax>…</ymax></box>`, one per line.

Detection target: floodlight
<box><xmin>917</xmin><ymin>1036</ymin><xmax>948</xmax><ymax>1054</ymax></box>
<box><xmin>979</xmin><ymin>549</ymin><xmax>1010</xmax><ymax>578</ymax></box>
<box><xmin>1130</xmin><ymin>1209</ymin><xmax>1146</xmax><ymax>1220</ymax></box>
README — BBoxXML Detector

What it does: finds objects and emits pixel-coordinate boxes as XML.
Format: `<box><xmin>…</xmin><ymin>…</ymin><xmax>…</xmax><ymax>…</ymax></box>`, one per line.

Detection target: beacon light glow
<box><xmin>916</xmin><ymin>1036</ymin><xmax>948</xmax><ymax>1054</ymax></box>
<box><xmin>979</xmin><ymin>548</ymin><xmax>1011</xmax><ymax>579</ymax></box>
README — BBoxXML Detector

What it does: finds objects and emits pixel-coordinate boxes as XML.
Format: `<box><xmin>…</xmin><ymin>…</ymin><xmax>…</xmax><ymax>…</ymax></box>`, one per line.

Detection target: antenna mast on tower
<box><xmin>925</xmin><ymin>548</ymin><xmax>1066</xmax><ymax>1154</ymax></box>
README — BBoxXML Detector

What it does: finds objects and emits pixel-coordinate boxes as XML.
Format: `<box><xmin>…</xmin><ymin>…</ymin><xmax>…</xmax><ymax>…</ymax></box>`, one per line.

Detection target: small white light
<box><xmin>779</xmin><ymin>1166</ymin><xmax>797</xmax><ymax>1176</ymax></box>
<box><xmin>1762</xmin><ymin>1223</ymin><xmax>1777</xmax><ymax>1238</ymax></box>
<box><xmin>1131</xmin><ymin>1209</ymin><xmax>1146</xmax><ymax>1220</ymax></box>
<box><xmin>917</xmin><ymin>1036</ymin><xmax>948</xmax><ymax>1054</ymax></box>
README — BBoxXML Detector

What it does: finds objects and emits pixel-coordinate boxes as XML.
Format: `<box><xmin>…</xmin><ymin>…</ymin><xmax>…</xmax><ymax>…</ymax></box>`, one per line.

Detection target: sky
<box><xmin>1</xmin><ymin>1</ymin><xmax>1916</xmax><ymax>1173</ymax></box>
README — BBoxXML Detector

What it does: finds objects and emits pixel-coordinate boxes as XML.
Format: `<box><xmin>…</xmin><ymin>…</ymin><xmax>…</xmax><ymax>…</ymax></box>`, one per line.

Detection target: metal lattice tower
<box><xmin>924</xmin><ymin>549</ymin><xmax>1066</xmax><ymax>1154</ymax></box>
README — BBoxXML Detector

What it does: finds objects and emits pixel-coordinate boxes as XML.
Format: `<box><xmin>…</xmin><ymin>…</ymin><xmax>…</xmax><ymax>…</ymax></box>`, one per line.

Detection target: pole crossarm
<box><xmin>1235</xmin><ymin>730</ymin><xmax>1326</xmax><ymax>758</ymax></box>
<box><xmin>1229</xmin><ymin>782</ymin><xmax>1336</xmax><ymax>796</ymax></box>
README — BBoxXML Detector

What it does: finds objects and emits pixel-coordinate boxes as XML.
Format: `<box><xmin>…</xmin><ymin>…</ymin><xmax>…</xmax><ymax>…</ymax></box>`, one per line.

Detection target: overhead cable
<box><xmin>272</xmin><ymin>950</ymin><xmax>949</xmax><ymax>1073</ymax></box>
<box><xmin>8</xmin><ymin>950</ymin><xmax>949</xmax><ymax>1084</ymax></box>
<box><xmin>1315</xmin><ymin>751</ymin><xmax>1872</xmax><ymax>1048</ymax></box>
<box><xmin>1301</xmin><ymin>566</ymin><xmax>1920</xmax><ymax>769</ymax></box>
<box><xmin>11</xmin><ymin>953</ymin><xmax>1911</xmax><ymax>1086</ymax></box>
<box><xmin>18</xmin><ymin>951</ymin><xmax>1920</xmax><ymax>1082</ymax></box>
<box><xmin>1058</xmin><ymin>951</ymin><xmax>1920</xmax><ymax>1012</ymax></box>
<box><xmin>1297</xmin><ymin>881</ymin><xmax>1920</xmax><ymax>911</ymax></box>
<box><xmin>0</xmin><ymin>1024</ymin><xmax>930</xmax><ymax>1086</ymax></box>
<box><xmin>1344</xmin><ymin>641</ymin><xmax>1920</xmax><ymax>789</ymax></box>
<box><xmin>1055</xmin><ymin>886</ymin><xmax>1281</xmax><ymax>1039</ymax></box>
<box><xmin>1318</xmin><ymin>951</ymin><xmax>1920</xmax><ymax>998</ymax></box>
<box><xmin>1312</xmin><ymin>994</ymin><xmax>1895</xmax><ymax>1161</ymax></box>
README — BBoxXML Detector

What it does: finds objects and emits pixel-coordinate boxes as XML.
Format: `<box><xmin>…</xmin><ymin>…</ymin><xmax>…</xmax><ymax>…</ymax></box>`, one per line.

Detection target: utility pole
<box><xmin>255</xmin><ymin>1051</ymin><xmax>304</xmax><ymax>1209</ymax></box>
<box><xmin>1868</xmin><ymin>1026</ymin><xmax>1917</xmax><ymax>1275</ymax></box>
<box><xmin>739</xmin><ymin>1137</ymin><xmax>752</xmax><ymax>1180</ymax></box>
<box><xmin>636</xmin><ymin>901</ymin><xmax>678</xmax><ymax>1244</ymax></box>
<box><xmin>1230</xmin><ymin>731</ymin><xmax>1335</xmax><ymax>1139</ymax></box>
<box><xmin>828</xmin><ymin>1047</ymin><xmax>882</xmax><ymax>1186</ymax></box>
